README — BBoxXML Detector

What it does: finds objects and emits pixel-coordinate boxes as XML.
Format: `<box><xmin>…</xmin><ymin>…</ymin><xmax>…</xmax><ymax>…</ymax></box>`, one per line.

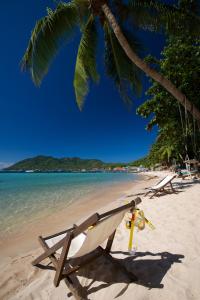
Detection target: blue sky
<box><xmin>0</xmin><ymin>1</ymin><xmax>166</xmax><ymax>167</ymax></box>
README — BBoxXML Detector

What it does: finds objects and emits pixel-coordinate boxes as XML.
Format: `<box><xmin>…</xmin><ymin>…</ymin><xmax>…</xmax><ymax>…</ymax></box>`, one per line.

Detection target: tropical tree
<box><xmin>22</xmin><ymin>0</ymin><xmax>200</xmax><ymax>122</ymax></box>
<box><xmin>137</xmin><ymin>26</ymin><xmax>200</xmax><ymax>164</ymax></box>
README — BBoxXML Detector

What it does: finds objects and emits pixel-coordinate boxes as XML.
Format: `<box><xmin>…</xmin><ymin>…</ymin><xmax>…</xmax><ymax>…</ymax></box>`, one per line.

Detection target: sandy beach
<box><xmin>1</xmin><ymin>173</ymin><xmax>200</xmax><ymax>300</ymax></box>
<box><xmin>1</xmin><ymin>0</ymin><xmax>199</xmax><ymax>299</ymax></box>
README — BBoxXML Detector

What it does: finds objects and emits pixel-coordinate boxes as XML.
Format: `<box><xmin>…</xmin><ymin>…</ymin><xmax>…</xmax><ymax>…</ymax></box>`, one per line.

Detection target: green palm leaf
<box><xmin>167</xmin><ymin>1</ymin><xmax>200</xmax><ymax>37</ymax></box>
<box><xmin>73</xmin><ymin>16</ymin><xmax>99</xmax><ymax>110</ymax></box>
<box><xmin>21</xmin><ymin>18</ymin><xmax>46</xmax><ymax>71</ymax></box>
<box><xmin>104</xmin><ymin>22</ymin><xmax>142</xmax><ymax>106</ymax></box>
<box><xmin>159</xmin><ymin>144</ymin><xmax>174</xmax><ymax>162</ymax></box>
<box><xmin>72</xmin><ymin>0</ymin><xmax>90</xmax><ymax>24</ymax></box>
<box><xmin>116</xmin><ymin>0</ymin><xmax>200</xmax><ymax>36</ymax></box>
<box><xmin>113</xmin><ymin>0</ymin><xmax>176</xmax><ymax>32</ymax></box>
<box><xmin>21</xmin><ymin>2</ymin><xmax>79</xmax><ymax>85</ymax></box>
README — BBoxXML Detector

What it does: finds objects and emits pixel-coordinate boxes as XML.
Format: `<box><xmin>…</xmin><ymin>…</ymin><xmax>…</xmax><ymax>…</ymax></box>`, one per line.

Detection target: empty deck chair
<box><xmin>145</xmin><ymin>174</ymin><xmax>176</xmax><ymax>198</ymax></box>
<box><xmin>32</xmin><ymin>197</ymin><xmax>141</xmax><ymax>289</ymax></box>
<box><xmin>177</xmin><ymin>169</ymin><xmax>198</xmax><ymax>180</ymax></box>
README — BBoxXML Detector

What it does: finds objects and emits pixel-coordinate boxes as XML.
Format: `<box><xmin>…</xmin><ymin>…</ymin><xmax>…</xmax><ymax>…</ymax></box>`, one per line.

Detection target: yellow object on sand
<box><xmin>126</xmin><ymin>208</ymin><xmax>155</xmax><ymax>253</ymax></box>
<box><xmin>128</xmin><ymin>211</ymin><xmax>137</xmax><ymax>252</ymax></box>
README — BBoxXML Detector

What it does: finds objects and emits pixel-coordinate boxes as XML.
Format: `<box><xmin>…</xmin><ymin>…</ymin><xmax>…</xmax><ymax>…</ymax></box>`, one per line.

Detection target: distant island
<box><xmin>4</xmin><ymin>156</ymin><xmax>106</xmax><ymax>172</ymax></box>
<box><xmin>3</xmin><ymin>155</ymin><xmax>149</xmax><ymax>173</ymax></box>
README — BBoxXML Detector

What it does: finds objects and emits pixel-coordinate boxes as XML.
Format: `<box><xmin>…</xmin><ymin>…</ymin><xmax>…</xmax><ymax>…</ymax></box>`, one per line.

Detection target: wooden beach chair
<box><xmin>178</xmin><ymin>170</ymin><xmax>198</xmax><ymax>180</ymax></box>
<box><xmin>144</xmin><ymin>174</ymin><xmax>176</xmax><ymax>198</ymax></box>
<box><xmin>32</xmin><ymin>197</ymin><xmax>141</xmax><ymax>289</ymax></box>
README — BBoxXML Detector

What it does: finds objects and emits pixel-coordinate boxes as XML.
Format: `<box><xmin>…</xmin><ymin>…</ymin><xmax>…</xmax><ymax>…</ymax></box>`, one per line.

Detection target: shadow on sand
<box><xmin>128</xmin><ymin>179</ymin><xmax>200</xmax><ymax>198</ymax></box>
<box><xmin>65</xmin><ymin>251</ymin><xmax>184</xmax><ymax>299</ymax></box>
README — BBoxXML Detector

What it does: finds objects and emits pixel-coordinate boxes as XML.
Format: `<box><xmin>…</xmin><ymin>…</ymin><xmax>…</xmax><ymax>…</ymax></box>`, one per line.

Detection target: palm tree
<box><xmin>22</xmin><ymin>0</ymin><xmax>200</xmax><ymax>122</ymax></box>
<box><xmin>159</xmin><ymin>144</ymin><xmax>175</xmax><ymax>165</ymax></box>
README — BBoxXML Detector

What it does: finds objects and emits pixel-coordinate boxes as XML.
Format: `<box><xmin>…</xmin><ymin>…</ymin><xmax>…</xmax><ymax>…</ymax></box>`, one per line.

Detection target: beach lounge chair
<box><xmin>144</xmin><ymin>174</ymin><xmax>176</xmax><ymax>198</ymax></box>
<box><xmin>32</xmin><ymin>197</ymin><xmax>141</xmax><ymax>289</ymax></box>
<box><xmin>177</xmin><ymin>169</ymin><xmax>198</xmax><ymax>180</ymax></box>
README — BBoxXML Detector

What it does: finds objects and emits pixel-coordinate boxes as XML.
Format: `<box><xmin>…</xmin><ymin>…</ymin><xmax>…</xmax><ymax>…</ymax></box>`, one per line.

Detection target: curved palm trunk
<box><xmin>101</xmin><ymin>3</ymin><xmax>200</xmax><ymax>124</ymax></box>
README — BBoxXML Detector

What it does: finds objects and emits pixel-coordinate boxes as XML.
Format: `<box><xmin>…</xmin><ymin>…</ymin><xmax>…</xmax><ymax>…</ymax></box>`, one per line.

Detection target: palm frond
<box><xmin>21</xmin><ymin>18</ymin><xmax>45</xmax><ymax>71</ymax></box>
<box><xmin>114</xmin><ymin>0</ymin><xmax>175</xmax><ymax>32</ymax></box>
<box><xmin>104</xmin><ymin>22</ymin><xmax>142</xmax><ymax>106</ymax></box>
<box><xmin>71</xmin><ymin>0</ymin><xmax>90</xmax><ymax>26</ymax></box>
<box><xmin>118</xmin><ymin>0</ymin><xmax>200</xmax><ymax>36</ymax></box>
<box><xmin>21</xmin><ymin>2</ymin><xmax>79</xmax><ymax>85</ymax></box>
<box><xmin>167</xmin><ymin>0</ymin><xmax>200</xmax><ymax>37</ymax></box>
<box><xmin>73</xmin><ymin>16</ymin><xmax>99</xmax><ymax>110</ymax></box>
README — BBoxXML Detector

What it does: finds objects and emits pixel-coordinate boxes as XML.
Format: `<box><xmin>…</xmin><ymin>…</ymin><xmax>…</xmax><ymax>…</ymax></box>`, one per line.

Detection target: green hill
<box><xmin>5</xmin><ymin>155</ymin><xmax>107</xmax><ymax>171</ymax></box>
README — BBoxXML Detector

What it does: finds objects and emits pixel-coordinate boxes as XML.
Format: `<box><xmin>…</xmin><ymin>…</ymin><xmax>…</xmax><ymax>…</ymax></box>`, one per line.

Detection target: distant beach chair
<box><xmin>177</xmin><ymin>169</ymin><xmax>198</xmax><ymax>180</ymax></box>
<box><xmin>144</xmin><ymin>174</ymin><xmax>176</xmax><ymax>198</ymax></box>
<box><xmin>32</xmin><ymin>197</ymin><xmax>141</xmax><ymax>289</ymax></box>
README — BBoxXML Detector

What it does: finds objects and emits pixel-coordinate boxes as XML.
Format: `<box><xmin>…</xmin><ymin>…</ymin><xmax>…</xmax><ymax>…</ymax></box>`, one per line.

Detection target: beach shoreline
<box><xmin>1</xmin><ymin>172</ymin><xmax>200</xmax><ymax>300</ymax></box>
<box><xmin>0</xmin><ymin>173</ymin><xmax>157</xmax><ymax>299</ymax></box>
<box><xmin>0</xmin><ymin>174</ymin><xmax>146</xmax><ymax>261</ymax></box>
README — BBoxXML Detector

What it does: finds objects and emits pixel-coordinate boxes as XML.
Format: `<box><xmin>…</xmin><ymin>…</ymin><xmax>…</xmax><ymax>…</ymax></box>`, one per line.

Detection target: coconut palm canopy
<box><xmin>22</xmin><ymin>0</ymin><xmax>200</xmax><ymax>114</ymax></box>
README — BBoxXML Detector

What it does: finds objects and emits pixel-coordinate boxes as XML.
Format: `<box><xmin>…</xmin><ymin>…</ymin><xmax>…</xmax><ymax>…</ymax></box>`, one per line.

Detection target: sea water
<box><xmin>0</xmin><ymin>172</ymin><xmax>137</xmax><ymax>234</ymax></box>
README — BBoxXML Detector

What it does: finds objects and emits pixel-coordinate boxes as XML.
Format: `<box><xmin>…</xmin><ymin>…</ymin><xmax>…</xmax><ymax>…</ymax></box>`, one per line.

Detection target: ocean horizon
<box><xmin>0</xmin><ymin>172</ymin><xmax>138</xmax><ymax>236</ymax></box>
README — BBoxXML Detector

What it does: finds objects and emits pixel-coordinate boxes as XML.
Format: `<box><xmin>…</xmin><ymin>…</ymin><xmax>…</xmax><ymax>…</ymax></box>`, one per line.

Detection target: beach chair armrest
<box><xmin>44</xmin><ymin>226</ymin><xmax>75</xmax><ymax>240</ymax></box>
<box><xmin>99</xmin><ymin>197</ymin><xmax>141</xmax><ymax>219</ymax></box>
<box><xmin>73</xmin><ymin>213</ymin><xmax>100</xmax><ymax>238</ymax></box>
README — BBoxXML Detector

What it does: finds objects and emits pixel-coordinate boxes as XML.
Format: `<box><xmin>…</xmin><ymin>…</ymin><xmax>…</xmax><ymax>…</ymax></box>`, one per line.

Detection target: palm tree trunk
<box><xmin>101</xmin><ymin>3</ymin><xmax>200</xmax><ymax>124</ymax></box>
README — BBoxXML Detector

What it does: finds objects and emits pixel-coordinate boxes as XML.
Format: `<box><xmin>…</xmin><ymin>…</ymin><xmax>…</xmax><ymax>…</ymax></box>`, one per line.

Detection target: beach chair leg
<box><xmin>37</xmin><ymin>236</ymin><xmax>58</xmax><ymax>268</ymax></box>
<box><xmin>170</xmin><ymin>182</ymin><xmax>175</xmax><ymax>192</ymax></box>
<box><xmin>150</xmin><ymin>190</ymin><xmax>157</xmax><ymax>199</ymax></box>
<box><xmin>32</xmin><ymin>248</ymin><xmax>53</xmax><ymax>266</ymax></box>
<box><xmin>144</xmin><ymin>190</ymin><xmax>151</xmax><ymax>197</ymax></box>
<box><xmin>54</xmin><ymin>233</ymin><xmax>72</xmax><ymax>287</ymax></box>
<box><xmin>32</xmin><ymin>234</ymin><xmax>68</xmax><ymax>266</ymax></box>
<box><xmin>105</xmin><ymin>230</ymin><xmax>116</xmax><ymax>253</ymax></box>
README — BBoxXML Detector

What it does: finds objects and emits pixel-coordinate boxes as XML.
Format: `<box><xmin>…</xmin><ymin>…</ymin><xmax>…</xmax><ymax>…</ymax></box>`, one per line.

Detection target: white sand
<box><xmin>1</xmin><ymin>173</ymin><xmax>200</xmax><ymax>300</ymax></box>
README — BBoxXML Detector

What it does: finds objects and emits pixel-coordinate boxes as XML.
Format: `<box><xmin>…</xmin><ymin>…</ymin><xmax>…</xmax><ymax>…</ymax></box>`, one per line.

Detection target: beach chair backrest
<box><xmin>72</xmin><ymin>208</ymin><xmax>129</xmax><ymax>258</ymax></box>
<box><xmin>46</xmin><ymin>232</ymin><xmax>87</xmax><ymax>257</ymax></box>
<box><xmin>153</xmin><ymin>174</ymin><xmax>175</xmax><ymax>189</ymax></box>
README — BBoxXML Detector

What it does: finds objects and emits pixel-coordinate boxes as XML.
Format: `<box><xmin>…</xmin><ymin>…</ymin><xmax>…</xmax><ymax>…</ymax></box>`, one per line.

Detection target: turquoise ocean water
<box><xmin>0</xmin><ymin>172</ymin><xmax>137</xmax><ymax>234</ymax></box>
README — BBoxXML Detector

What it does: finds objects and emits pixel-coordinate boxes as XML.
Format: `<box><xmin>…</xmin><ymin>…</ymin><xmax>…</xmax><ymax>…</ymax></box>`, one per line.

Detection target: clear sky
<box><xmin>0</xmin><ymin>1</ymin><xmax>166</xmax><ymax>167</ymax></box>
